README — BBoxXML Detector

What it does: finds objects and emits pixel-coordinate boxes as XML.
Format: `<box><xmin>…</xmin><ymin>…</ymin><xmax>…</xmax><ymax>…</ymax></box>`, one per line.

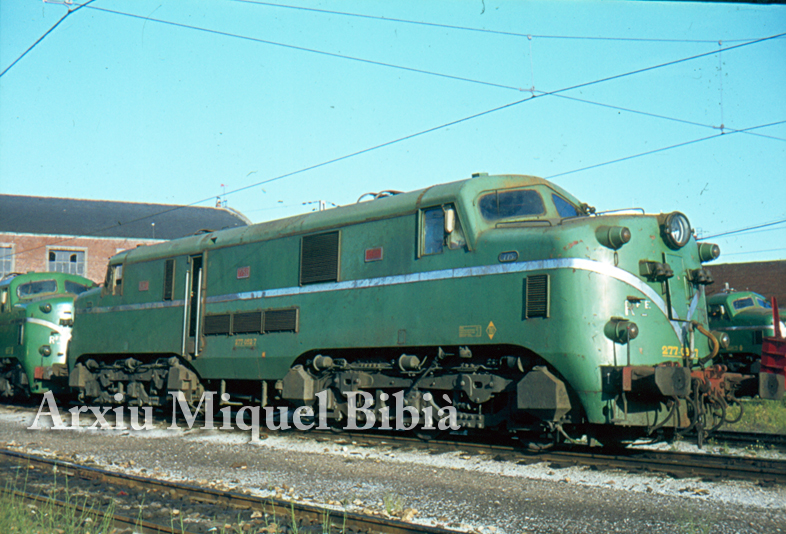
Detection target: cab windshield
<box><xmin>732</xmin><ymin>295</ymin><xmax>771</xmax><ymax>311</ymax></box>
<box><xmin>17</xmin><ymin>280</ymin><xmax>57</xmax><ymax>299</ymax></box>
<box><xmin>478</xmin><ymin>189</ymin><xmax>545</xmax><ymax>221</ymax></box>
<box><xmin>756</xmin><ymin>297</ymin><xmax>772</xmax><ymax>309</ymax></box>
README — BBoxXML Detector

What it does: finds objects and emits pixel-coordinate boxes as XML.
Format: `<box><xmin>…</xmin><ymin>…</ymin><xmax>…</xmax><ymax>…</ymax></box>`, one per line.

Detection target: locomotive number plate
<box><xmin>233</xmin><ymin>338</ymin><xmax>257</xmax><ymax>349</ymax></box>
<box><xmin>662</xmin><ymin>346</ymin><xmax>698</xmax><ymax>359</ymax></box>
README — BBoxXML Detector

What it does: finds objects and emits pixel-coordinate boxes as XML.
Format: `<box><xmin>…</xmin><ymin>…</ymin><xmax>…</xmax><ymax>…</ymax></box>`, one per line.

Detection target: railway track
<box><xmin>300</xmin><ymin>429</ymin><xmax>786</xmax><ymax>485</ymax></box>
<box><xmin>3</xmin><ymin>402</ymin><xmax>785</xmax><ymax>488</ymax></box>
<box><xmin>0</xmin><ymin>448</ymin><xmax>460</xmax><ymax>534</ymax></box>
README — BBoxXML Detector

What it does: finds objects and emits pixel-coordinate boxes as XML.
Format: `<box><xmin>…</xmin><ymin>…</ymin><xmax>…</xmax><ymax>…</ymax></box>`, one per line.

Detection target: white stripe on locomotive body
<box><xmin>81</xmin><ymin>258</ymin><xmax>685</xmax><ymax>339</ymax></box>
<box><xmin>25</xmin><ymin>317</ymin><xmax>72</xmax><ymax>343</ymax></box>
<box><xmin>715</xmin><ymin>325</ymin><xmax>773</xmax><ymax>332</ymax></box>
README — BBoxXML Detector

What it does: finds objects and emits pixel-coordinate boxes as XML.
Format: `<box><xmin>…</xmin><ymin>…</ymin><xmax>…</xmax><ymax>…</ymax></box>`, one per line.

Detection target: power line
<box><xmin>543</xmin><ymin>92</ymin><xmax>786</xmax><ymax>143</ymax></box>
<box><xmin>0</xmin><ymin>0</ymin><xmax>96</xmax><ymax>78</ymax></box>
<box><xmin>231</xmin><ymin>0</ymin><xmax>773</xmax><ymax>44</ymax></box>
<box><xmin>536</xmin><ymin>32</ymin><xmax>786</xmax><ymax>97</ymax></box>
<box><xmin>546</xmin><ymin>119</ymin><xmax>786</xmax><ymax>180</ymax></box>
<box><xmin>4</xmin><ymin>14</ymin><xmax>784</xmax><ymax>258</ymax></box>
<box><xmin>74</xmin><ymin>5</ymin><xmax>786</xmax><ymax>146</ymax></box>
<box><xmin>721</xmin><ymin>247</ymin><xmax>786</xmax><ymax>257</ymax></box>
<box><xmin>699</xmin><ymin>218</ymin><xmax>786</xmax><ymax>241</ymax></box>
<box><xmin>81</xmin><ymin>5</ymin><xmax>786</xmax><ymax>97</ymax></box>
<box><xmin>8</xmin><ymin>4</ymin><xmax>783</xmax><ymax>147</ymax></box>
<box><xmin>82</xmin><ymin>5</ymin><xmax>522</xmax><ymax>92</ymax></box>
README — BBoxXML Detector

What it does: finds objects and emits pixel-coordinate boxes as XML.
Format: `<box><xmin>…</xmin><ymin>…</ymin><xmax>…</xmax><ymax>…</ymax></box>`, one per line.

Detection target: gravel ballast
<box><xmin>1</xmin><ymin>404</ymin><xmax>784</xmax><ymax>534</ymax></box>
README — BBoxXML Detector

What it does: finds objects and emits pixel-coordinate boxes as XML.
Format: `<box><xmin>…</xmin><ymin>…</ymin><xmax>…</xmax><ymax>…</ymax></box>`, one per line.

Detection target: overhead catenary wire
<box><xmin>546</xmin><ymin>120</ymin><xmax>786</xmax><ymax>180</ymax></box>
<box><xmin>3</xmin><ymin>7</ymin><xmax>784</xmax><ymax>261</ymax></box>
<box><xmin>81</xmin><ymin>4</ymin><xmax>522</xmax><ymax>92</ymax></box>
<box><xmin>721</xmin><ymin>247</ymin><xmax>786</xmax><ymax>257</ymax></box>
<box><xmin>11</xmin><ymin>2</ymin><xmax>779</xmax><ymax>145</ymax></box>
<box><xmin>542</xmin><ymin>92</ymin><xmax>786</xmax><ymax>143</ymax></box>
<box><xmin>48</xmin><ymin>4</ymin><xmax>786</xmax><ymax>148</ymax></box>
<box><xmin>699</xmin><ymin>218</ymin><xmax>786</xmax><ymax>241</ymax></box>
<box><xmin>77</xmin><ymin>5</ymin><xmax>786</xmax><ymax>144</ymax></box>
<box><xmin>79</xmin><ymin>5</ymin><xmax>786</xmax><ymax>97</ymax></box>
<box><xmin>231</xmin><ymin>0</ymin><xmax>774</xmax><ymax>44</ymax></box>
<box><xmin>0</xmin><ymin>0</ymin><xmax>96</xmax><ymax>78</ymax></box>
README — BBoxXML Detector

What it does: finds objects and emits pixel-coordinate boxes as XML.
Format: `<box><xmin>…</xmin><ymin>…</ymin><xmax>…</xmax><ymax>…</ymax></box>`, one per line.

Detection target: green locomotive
<box><xmin>1</xmin><ymin>272</ymin><xmax>95</xmax><ymax>398</ymax></box>
<box><xmin>67</xmin><ymin>173</ymin><xmax>775</xmax><ymax>443</ymax></box>
<box><xmin>708</xmin><ymin>290</ymin><xmax>786</xmax><ymax>374</ymax></box>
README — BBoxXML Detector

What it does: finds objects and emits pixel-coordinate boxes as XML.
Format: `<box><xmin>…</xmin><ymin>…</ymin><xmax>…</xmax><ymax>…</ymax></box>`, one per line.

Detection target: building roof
<box><xmin>0</xmin><ymin>194</ymin><xmax>250</xmax><ymax>240</ymax></box>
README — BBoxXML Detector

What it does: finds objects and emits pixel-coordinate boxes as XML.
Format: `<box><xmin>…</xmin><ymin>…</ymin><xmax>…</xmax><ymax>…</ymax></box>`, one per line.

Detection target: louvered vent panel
<box><xmin>203</xmin><ymin>314</ymin><xmax>231</xmax><ymax>335</ymax></box>
<box><xmin>233</xmin><ymin>312</ymin><xmax>262</xmax><ymax>334</ymax></box>
<box><xmin>163</xmin><ymin>259</ymin><xmax>175</xmax><ymax>301</ymax></box>
<box><xmin>525</xmin><ymin>274</ymin><xmax>550</xmax><ymax>319</ymax></box>
<box><xmin>300</xmin><ymin>231</ymin><xmax>339</xmax><ymax>285</ymax></box>
<box><xmin>264</xmin><ymin>308</ymin><xmax>299</xmax><ymax>333</ymax></box>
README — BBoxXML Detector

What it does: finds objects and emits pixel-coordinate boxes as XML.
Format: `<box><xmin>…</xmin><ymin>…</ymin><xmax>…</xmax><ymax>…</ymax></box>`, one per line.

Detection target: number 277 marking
<box><xmin>662</xmin><ymin>346</ymin><xmax>698</xmax><ymax>358</ymax></box>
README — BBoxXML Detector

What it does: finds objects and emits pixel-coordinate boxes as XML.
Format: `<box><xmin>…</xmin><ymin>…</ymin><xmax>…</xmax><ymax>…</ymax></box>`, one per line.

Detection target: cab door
<box><xmin>183</xmin><ymin>254</ymin><xmax>204</xmax><ymax>357</ymax></box>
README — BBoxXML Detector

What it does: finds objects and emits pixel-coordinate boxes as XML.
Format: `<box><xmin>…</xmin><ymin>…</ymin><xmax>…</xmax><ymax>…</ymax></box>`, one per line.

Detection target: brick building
<box><xmin>707</xmin><ymin>260</ymin><xmax>786</xmax><ymax>305</ymax></box>
<box><xmin>0</xmin><ymin>195</ymin><xmax>250</xmax><ymax>284</ymax></box>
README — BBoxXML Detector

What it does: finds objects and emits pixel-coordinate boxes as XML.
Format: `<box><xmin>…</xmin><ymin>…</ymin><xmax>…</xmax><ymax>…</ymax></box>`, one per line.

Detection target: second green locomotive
<box><xmin>1</xmin><ymin>272</ymin><xmax>95</xmax><ymax>398</ymax></box>
<box><xmin>708</xmin><ymin>289</ymin><xmax>786</xmax><ymax>374</ymax></box>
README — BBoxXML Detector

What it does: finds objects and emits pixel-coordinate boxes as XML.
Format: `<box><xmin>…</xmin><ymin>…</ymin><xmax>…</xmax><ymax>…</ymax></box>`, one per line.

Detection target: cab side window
<box><xmin>104</xmin><ymin>264</ymin><xmax>123</xmax><ymax>296</ymax></box>
<box><xmin>421</xmin><ymin>204</ymin><xmax>466</xmax><ymax>256</ymax></box>
<box><xmin>423</xmin><ymin>208</ymin><xmax>444</xmax><ymax>255</ymax></box>
<box><xmin>552</xmin><ymin>194</ymin><xmax>580</xmax><ymax>218</ymax></box>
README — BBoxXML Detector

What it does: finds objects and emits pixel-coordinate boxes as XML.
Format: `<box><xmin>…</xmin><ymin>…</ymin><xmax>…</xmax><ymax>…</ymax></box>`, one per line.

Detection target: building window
<box><xmin>0</xmin><ymin>246</ymin><xmax>13</xmax><ymax>278</ymax></box>
<box><xmin>48</xmin><ymin>249</ymin><xmax>86</xmax><ymax>276</ymax></box>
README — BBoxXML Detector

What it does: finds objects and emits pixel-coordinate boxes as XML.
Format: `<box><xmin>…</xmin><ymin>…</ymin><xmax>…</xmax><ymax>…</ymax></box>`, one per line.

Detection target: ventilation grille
<box><xmin>264</xmin><ymin>308</ymin><xmax>299</xmax><ymax>333</ymax></box>
<box><xmin>233</xmin><ymin>312</ymin><xmax>262</xmax><ymax>334</ymax></box>
<box><xmin>524</xmin><ymin>274</ymin><xmax>550</xmax><ymax>319</ymax></box>
<box><xmin>203</xmin><ymin>314</ymin><xmax>231</xmax><ymax>335</ymax></box>
<box><xmin>301</xmin><ymin>231</ymin><xmax>339</xmax><ymax>285</ymax></box>
<box><xmin>163</xmin><ymin>259</ymin><xmax>175</xmax><ymax>301</ymax></box>
<box><xmin>202</xmin><ymin>308</ymin><xmax>299</xmax><ymax>335</ymax></box>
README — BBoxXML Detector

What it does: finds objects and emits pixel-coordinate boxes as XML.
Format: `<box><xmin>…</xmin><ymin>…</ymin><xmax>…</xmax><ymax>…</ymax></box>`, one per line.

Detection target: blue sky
<box><xmin>1</xmin><ymin>0</ymin><xmax>784</xmax><ymax>263</ymax></box>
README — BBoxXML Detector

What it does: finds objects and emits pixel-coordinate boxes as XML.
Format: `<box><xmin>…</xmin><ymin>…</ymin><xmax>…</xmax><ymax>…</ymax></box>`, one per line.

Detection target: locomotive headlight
<box><xmin>596</xmin><ymin>226</ymin><xmax>631</xmax><ymax>250</ymax></box>
<box><xmin>605</xmin><ymin>319</ymin><xmax>639</xmax><ymax>344</ymax></box>
<box><xmin>39</xmin><ymin>303</ymin><xmax>52</xmax><ymax>313</ymax></box>
<box><xmin>710</xmin><ymin>331</ymin><xmax>730</xmax><ymax>350</ymax></box>
<box><xmin>662</xmin><ymin>212</ymin><xmax>691</xmax><ymax>249</ymax></box>
<box><xmin>698</xmin><ymin>242</ymin><xmax>721</xmax><ymax>263</ymax></box>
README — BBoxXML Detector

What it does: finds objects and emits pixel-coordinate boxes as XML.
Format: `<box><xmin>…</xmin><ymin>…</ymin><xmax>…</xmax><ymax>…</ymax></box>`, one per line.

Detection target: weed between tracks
<box><xmin>0</xmin><ymin>461</ymin><xmax>352</xmax><ymax>534</ymax></box>
<box><xmin>0</xmin><ymin>466</ymin><xmax>116</xmax><ymax>534</ymax></box>
<box><xmin>677</xmin><ymin>505</ymin><xmax>715</xmax><ymax>534</ymax></box>
<box><xmin>730</xmin><ymin>398</ymin><xmax>786</xmax><ymax>435</ymax></box>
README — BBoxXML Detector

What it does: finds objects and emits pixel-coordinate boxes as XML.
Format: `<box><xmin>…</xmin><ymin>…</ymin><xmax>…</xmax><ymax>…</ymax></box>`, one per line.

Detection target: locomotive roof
<box><xmin>0</xmin><ymin>271</ymin><xmax>95</xmax><ymax>289</ymax></box>
<box><xmin>0</xmin><ymin>194</ymin><xmax>251</xmax><ymax>240</ymax></box>
<box><xmin>111</xmin><ymin>174</ymin><xmax>583</xmax><ymax>264</ymax></box>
